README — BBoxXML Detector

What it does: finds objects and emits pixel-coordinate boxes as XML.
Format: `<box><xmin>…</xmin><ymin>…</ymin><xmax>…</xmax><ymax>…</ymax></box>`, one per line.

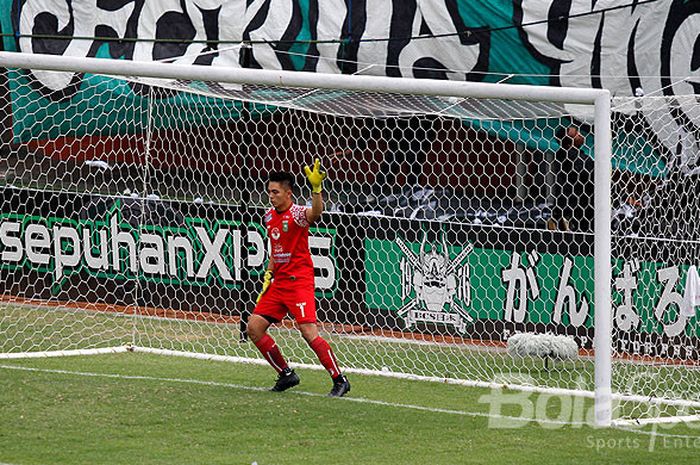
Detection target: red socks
<box><xmin>255</xmin><ymin>334</ymin><xmax>341</xmax><ymax>379</ymax></box>
<box><xmin>309</xmin><ymin>336</ymin><xmax>341</xmax><ymax>378</ymax></box>
<box><xmin>254</xmin><ymin>334</ymin><xmax>289</xmax><ymax>373</ymax></box>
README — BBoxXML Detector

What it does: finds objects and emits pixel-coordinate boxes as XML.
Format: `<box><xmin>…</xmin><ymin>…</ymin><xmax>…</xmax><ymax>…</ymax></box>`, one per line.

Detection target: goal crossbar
<box><xmin>0</xmin><ymin>51</ymin><xmax>607</xmax><ymax>104</ymax></box>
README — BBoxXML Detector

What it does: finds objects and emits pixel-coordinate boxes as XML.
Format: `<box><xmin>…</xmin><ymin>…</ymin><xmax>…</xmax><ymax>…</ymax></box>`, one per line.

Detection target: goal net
<box><xmin>0</xmin><ymin>52</ymin><xmax>698</xmax><ymax>428</ymax></box>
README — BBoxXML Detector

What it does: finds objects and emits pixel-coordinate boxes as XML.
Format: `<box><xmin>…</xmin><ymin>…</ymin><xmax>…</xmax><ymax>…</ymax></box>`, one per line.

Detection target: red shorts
<box><xmin>254</xmin><ymin>277</ymin><xmax>317</xmax><ymax>324</ymax></box>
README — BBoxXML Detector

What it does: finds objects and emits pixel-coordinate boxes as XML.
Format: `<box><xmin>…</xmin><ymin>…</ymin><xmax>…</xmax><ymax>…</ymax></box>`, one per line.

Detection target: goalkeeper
<box><xmin>247</xmin><ymin>159</ymin><xmax>351</xmax><ymax>397</ymax></box>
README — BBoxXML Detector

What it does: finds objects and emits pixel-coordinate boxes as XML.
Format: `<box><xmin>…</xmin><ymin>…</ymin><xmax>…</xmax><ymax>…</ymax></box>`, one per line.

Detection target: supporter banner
<box><xmin>3</xmin><ymin>0</ymin><xmax>697</xmax><ymax>94</ymax></box>
<box><xmin>0</xmin><ymin>0</ymin><xmax>698</xmax><ymax>174</ymax></box>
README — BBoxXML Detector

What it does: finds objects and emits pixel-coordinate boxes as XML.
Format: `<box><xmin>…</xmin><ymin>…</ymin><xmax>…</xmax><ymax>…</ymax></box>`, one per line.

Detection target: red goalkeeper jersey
<box><xmin>264</xmin><ymin>204</ymin><xmax>314</xmax><ymax>281</ymax></box>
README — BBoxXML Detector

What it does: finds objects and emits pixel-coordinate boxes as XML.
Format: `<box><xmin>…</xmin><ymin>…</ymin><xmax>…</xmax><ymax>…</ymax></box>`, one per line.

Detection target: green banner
<box><xmin>364</xmin><ymin>238</ymin><xmax>698</xmax><ymax>338</ymax></box>
<box><xmin>0</xmin><ymin>196</ymin><xmax>337</xmax><ymax>294</ymax></box>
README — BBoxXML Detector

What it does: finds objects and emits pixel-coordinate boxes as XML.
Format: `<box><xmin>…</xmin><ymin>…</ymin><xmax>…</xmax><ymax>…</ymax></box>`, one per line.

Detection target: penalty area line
<box><xmin>0</xmin><ymin>363</ymin><xmax>577</xmax><ymax>426</ymax></box>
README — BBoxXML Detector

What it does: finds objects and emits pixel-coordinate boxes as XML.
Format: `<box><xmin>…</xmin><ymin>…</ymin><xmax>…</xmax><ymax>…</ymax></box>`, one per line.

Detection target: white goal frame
<box><xmin>0</xmin><ymin>51</ymin><xmax>614</xmax><ymax>425</ymax></box>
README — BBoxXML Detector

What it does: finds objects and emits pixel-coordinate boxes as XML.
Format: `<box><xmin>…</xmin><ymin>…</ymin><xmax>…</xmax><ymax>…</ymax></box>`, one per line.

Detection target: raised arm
<box><xmin>304</xmin><ymin>159</ymin><xmax>327</xmax><ymax>225</ymax></box>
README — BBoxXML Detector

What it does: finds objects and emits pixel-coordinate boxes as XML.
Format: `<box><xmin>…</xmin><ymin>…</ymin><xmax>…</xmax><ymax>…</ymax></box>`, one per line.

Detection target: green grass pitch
<box><xmin>1</xmin><ymin>353</ymin><xmax>699</xmax><ymax>465</ymax></box>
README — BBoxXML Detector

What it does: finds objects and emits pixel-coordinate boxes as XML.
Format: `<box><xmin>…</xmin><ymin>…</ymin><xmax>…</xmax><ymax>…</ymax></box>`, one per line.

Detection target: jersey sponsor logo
<box><xmin>273</xmin><ymin>252</ymin><xmax>291</xmax><ymax>264</ymax></box>
<box><xmin>264</xmin><ymin>213</ymin><xmax>273</xmax><ymax>224</ymax></box>
<box><xmin>271</xmin><ymin>227</ymin><xmax>280</xmax><ymax>240</ymax></box>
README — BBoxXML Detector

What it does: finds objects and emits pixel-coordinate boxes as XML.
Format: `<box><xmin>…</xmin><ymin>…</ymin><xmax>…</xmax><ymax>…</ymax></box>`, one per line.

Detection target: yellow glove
<box><xmin>256</xmin><ymin>270</ymin><xmax>273</xmax><ymax>303</ymax></box>
<box><xmin>304</xmin><ymin>158</ymin><xmax>327</xmax><ymax>194</ymax></box>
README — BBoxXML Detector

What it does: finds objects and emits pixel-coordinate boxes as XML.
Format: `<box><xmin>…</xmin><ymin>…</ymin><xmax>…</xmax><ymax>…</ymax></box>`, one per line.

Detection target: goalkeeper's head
<box><xmin>267</xmin><ymin>171</ymin><xmax>295</xmax><ymax>211</ymax></box>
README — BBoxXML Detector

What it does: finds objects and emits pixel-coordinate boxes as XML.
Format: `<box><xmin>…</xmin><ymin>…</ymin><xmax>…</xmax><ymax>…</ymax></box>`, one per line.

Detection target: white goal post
<box><xmin>1</xmin><ymin>50</ymin><xmax>697</xmax><ymax>429</ymax></box>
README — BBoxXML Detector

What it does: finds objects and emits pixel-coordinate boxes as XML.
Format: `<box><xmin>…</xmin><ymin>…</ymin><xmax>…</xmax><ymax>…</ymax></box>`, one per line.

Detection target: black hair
<box><xmin>267</xmin><ymin>171</ymin><xmax>295</xmax><ymax>191</ymax></box>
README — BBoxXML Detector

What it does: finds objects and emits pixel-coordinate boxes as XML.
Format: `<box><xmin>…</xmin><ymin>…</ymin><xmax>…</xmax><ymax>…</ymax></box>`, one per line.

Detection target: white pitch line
<box><xmin>0</xmin><ymin>363</ymin><xmax>581</xmax><ymax>426</ymax></box>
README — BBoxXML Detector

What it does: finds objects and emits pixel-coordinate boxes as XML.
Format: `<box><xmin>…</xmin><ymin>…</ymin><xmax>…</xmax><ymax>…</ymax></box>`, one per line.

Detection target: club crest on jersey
<box><xmin>271</xmin><ymin>227</ymin><xmax>281</xmax><ymax>240</ymax></box>
<box><xmin>282</xmin><ymin>220</ymin><xmax>289</xmax><ymax>232</ymax></box>
<box><xmin>395</xmin><ymin>233</ymin><xmax>473</xmax><ymax>334</ymax></box>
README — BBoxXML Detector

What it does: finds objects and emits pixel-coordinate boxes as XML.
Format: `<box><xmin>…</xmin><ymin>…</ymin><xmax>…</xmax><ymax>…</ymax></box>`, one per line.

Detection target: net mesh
<box><xmin>1</xmin><ymin>65</ymin><xmax>698</xmax><ymax>424</ymax></box>
<box><xmin>609</xmin><ymin>95</ymin><xmax>700</xmax><ymax>422</ymax></box>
